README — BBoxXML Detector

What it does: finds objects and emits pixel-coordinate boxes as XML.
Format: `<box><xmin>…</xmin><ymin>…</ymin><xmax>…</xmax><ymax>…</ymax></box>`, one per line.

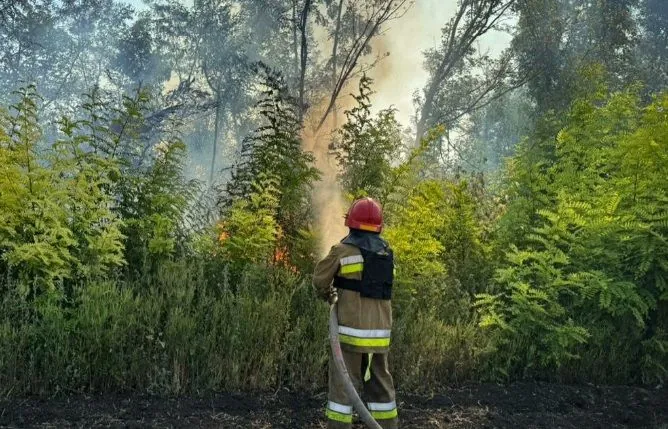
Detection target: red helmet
<box><xmin>345</xmin><ymin>198</ymin><xmax>383</xmax><ymax>233</ymax></box>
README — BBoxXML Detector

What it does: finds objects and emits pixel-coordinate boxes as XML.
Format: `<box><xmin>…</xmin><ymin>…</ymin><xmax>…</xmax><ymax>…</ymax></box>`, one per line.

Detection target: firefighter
<box><xmin>313</xmin><ymin>197</ymin><xmax>398</xmax><ymax>429</ymax></box>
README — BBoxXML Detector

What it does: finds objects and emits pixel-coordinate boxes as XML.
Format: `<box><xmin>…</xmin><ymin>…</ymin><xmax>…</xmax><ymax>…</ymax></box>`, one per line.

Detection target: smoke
<box><xmin>305</xmin><ymin>0</ymin><xmax>515</xmax><ymax>256</ymax></box>
<box><xmin>367</xmin><ymin>0</ymin><xmax>450</xmax><ymax>127</ymax></box>
<box><xmin>302</xmin><ymin>104</ymin><xmax>349</xmax><ymax>257</ymax></box>
<box><xmin>366</xmin><ymin>0</ymin><xmax>511</xmax><ymax>127</ymax></box>
<box><xmin>304</xmin><ymin>1</ymin><xmax>449</xmax><ymax>256</ymax></box>
<box><xmin>306</xmin><ymin>132</ymin><xmax>348</xmax><ymax>257</ymax></box>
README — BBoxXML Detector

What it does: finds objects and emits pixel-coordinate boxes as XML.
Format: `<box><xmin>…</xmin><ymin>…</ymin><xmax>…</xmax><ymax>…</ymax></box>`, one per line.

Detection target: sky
<box><xmin>123</xmin><ymin>0</ymin><xmax>512</xmax><ymax>128</ymax></box>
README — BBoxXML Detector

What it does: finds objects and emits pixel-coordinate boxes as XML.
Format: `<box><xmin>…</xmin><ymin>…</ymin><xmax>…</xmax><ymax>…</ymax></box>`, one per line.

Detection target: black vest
<box><xmin>333</xmin><ymin>233</ymin><xmax>394</xmax><ymax>300</ymax></box>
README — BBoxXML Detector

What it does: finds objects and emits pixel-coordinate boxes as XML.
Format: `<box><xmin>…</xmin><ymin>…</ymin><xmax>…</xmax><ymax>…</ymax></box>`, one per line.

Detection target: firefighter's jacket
<box><xmin>313</xmin><ymin>231</ymin><xmax>394</xmax><ymax>354</ymax></box>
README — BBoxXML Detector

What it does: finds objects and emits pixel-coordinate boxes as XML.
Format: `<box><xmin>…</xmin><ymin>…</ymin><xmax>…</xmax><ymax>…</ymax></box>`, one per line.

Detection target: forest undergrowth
<box><xmin>0</xmin><ymin>65</ymin><xmax>666</xmax><ymax>398</ymax></box>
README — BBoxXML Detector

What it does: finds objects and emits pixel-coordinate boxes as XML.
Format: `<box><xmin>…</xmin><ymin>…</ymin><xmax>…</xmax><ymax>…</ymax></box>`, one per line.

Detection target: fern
<box><xmin>486</xmin><ymin>86</ymin><xmax>668</xmax><ymax>382</ymax></box>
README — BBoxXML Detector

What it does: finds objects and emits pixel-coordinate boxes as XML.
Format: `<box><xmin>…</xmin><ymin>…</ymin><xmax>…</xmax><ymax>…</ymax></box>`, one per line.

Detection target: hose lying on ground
<box><xmin>329</xmin><ymin>303</ymin><xmax>382</xmax><ymax>429</ymax></box>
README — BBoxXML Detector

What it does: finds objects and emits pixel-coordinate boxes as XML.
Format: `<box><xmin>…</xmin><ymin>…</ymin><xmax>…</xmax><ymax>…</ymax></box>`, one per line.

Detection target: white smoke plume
<box><xmin>305</xmin><ymin>0</ymin><xmax>512</xmax><ymax>256</ymax></box>
<box><xmin>302</xmin><ymin>111</ymin><xmax>349</xmax><ymax>257</ymax></box>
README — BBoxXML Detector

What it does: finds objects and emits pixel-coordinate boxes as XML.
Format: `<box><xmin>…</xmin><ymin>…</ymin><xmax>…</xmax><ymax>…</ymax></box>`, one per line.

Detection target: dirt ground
<box><xmin>1</xmin><ymin>383</ymin><xmax>666</xmax><ymax>428</ymax></box>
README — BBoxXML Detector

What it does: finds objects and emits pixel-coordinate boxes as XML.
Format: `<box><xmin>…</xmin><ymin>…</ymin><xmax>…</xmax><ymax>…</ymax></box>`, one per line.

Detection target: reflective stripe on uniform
<box><xmin>340</xmin><ymin>263</ymin><xmax>363</xmax><ymax>274</ymax></box>
<box><xmin>368</xmin><ymin>401</ymin><xmax>398</xmax><ymax>420</ymax></box>
<box><xmin>338</xmin><ymin>326</ymin><xmax>391</xmax><ymax>338</ymax></box>
<box><xmin>370</xmin><ymin>409</ymin><xmax>398</xmax><ymax>420</ymax></box>
<box><xmin>338</xmin><ymin>326</ymin><xmax>391</xmax><ymax>347</ymax></box>
<box><xmin>368</xmin><ymin>401</ymin><xmax>396</xmax><ymax>411</ymax></box>
<box><xmin>341</xmin><ymin>255</ymin><xmax>363</xmax><ymax>265</ymax></box>
<box><xmin>339</xmin><ymin>255</ymin><xmax>363</xmax><ymax>275</ymax></box>
<box><xmin>326</xmin><ymin>401</ymin><xmax>353</xmax><ymax>423</ymax></box>
<box><xmin>328</xmin><ymin>401</ymin><xmax>352</xmax><ymax>414</ymax></box>
<box><xmin>339</xmin><ymin>335</ymin><xmax>390</xmax><ymax>347</ymax></box>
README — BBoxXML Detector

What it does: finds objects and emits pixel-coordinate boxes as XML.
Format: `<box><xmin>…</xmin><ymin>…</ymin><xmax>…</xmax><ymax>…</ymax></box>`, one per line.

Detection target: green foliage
<box><xmin>0</xmin><ymin>82</ymin><xmax>195</xmax><ymax>297</ymax></box>
<box><xmin>0</xmin><ymin>86</ymin><xmax>124</xmax><ymax>296</ymax></box>
<box><xmin>391</xmin><ymin>301</ymin><xmax>483</xmax><ymax>390</ymax></box>
<box><xmin>512</xmin><ymin>0</ymin><xmax>642</xmax><ymax>114</ymax></box>
<box><xmin>0</xmin><ymin>86</ymin><xmax>74</xmax><ymax>292</ymax></box>
<box><xmin>331</xmin><ymin>75</ymin><xmax>403</xmax><ymax>199</ymax></box>
<box><xmin>0</xmin><ymin>261</ymin><xmax>486</xmax><ymax>396</ymax></box>
<box><xmin>462</xmin><ymin>89</ymin><xmax>535</xmax><ymax>173</ymax></box>
<box><xmin>384</xmin><ymin>180</ymin><xmax>447</xmax><ymax>299</ymax></box>
<box><xmin>223</xmin><ymin>65</ymin><xmax>320</xmax><ymax>266</ymax></box>
<box><xmin>219</xmin><ymin>177</ymin><xmax>280</xmax><ymax>269</ymax></box>
<box><xmin>54</xmin><ymin>112</ymin><xmax>125</xmax><ymax>280</ymax></box>
<box><xmin>78</xmin><ymin>88</ymin><xmax>197</xmax><ymax>276</ymax></box>
<box><xmin>1</xmin><ymin>74</ymin><xmax>667</xmax><ymax>400</ymax></box>
<box><xmin>476</xmin><ymin>243</ymin><xmax>593</xmax><ymax>379</ymax></box>
<box><xmin>482</xmin><ymin>86</ymin><xmax>668</xmax><ymax>382</ymax></box>
<box><xmin>0</xmin><ymin>262</ymin><xmax>327</xmax><ymax>394</ymax></box>
<box><xmin>120</xmin><ymin>137</ymin><xmax>194</xmax><ymax>273</ymax></box>
<box><xmin>438</xmin><ymin>179</ymin><xmax>492</xmax><ymax>301</ymax></box>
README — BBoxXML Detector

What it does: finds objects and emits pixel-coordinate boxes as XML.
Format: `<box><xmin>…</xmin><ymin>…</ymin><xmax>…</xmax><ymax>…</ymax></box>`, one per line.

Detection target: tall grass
<box><xmin>3</xmin><ymin>260</ymin><xmax>657</xmax><ymax>398</ymax></box>
<box><xmin>0</xmin><ymin>261</ymin><xmax>487</xmax><ymax>396</ymax></box>
<box><xmin>0</xmin><ymin>262</ymin><xmax>330</xmax><ymax>396</ymax></box>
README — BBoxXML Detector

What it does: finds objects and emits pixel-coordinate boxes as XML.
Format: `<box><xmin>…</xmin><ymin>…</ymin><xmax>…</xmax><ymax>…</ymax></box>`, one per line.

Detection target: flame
<box><xmin>272</xmin><ymin>246</ymin><xmax>298</xmax><ymax>273</ymax></box>
<box><xmin>217</xmin><ymin>221</ymin><xmax>298</xmax><ymax>272</ymax></box>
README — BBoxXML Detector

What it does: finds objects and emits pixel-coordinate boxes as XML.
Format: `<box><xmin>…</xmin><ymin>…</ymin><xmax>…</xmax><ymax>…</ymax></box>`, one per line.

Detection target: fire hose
<box><xmin>329</xmin><ymin>302</ymin><xmax>382</xmax><ymax>429</ymax></box>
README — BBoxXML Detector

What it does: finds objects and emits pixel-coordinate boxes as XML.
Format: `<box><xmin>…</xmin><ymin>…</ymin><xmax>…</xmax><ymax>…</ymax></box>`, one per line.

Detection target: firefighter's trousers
<box><xmin>326</xmin><ymin>349</ymin><xmax>398</xmax><ymax>429</ymax></box>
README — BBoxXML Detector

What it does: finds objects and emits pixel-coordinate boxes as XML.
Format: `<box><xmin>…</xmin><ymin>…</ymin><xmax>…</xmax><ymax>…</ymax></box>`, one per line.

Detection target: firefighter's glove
<box><xmin>327</xmin><ymin>288</ymin><xmax>338</xmax><ymax>305</ymax></box>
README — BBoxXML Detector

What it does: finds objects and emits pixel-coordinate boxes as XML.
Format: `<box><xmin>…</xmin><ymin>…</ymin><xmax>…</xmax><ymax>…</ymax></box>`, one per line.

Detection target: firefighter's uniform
<box><xmin>314</xmin><ymin>230</ymin><xmax>398</xmax><ymax>429</ymax></box>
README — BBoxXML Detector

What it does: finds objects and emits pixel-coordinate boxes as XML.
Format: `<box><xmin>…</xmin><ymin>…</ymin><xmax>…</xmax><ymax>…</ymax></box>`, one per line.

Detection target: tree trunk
<box><xmin>292</xmin><ymin>0</ymin><xmax>300</xmax><ymax>81</ymax></box>
<box><xmin>331</xmin><ymin>0</ymin><xmax>345</xmax><ymax>128</ymax></box>
<box><xmin>298</xmin><ymin>0</ymin><xmax>312</xmax><ymax>123</ymax></box>
<box><xmin>413</xmin><ymin>0</ymin><xmax>516</xmax><ymax>146</ymax></box>
<box><xmin>414</xmin><ymin>79</ymin><xmax>440</xmax><ymax>146</ymax></box>
<box><xmin>414</xmin><ymin>104</ymin><xmax>429</xmax><ymax>147</ymax></box>
<box><xmin>209</xmin><ymin>86</ymin><xmax>222</xmax><ymax>185</ymax></box>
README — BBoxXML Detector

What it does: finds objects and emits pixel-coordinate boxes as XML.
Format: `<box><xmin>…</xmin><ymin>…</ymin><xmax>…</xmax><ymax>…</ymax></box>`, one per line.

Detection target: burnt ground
<box><xmin>1</xmin><ymin>383</ymin><xmax>666</xmax><ymax>428</ymax></box>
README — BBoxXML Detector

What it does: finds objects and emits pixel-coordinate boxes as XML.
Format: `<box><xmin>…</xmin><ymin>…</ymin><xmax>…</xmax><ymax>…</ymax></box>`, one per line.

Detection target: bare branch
<box><xmin>415</xmin><ymin>0</ymin><xmax>518</xmax><ymax>145</ymax></box>
<box><xmin>315</xmin><ymin>0</ymin><xmax>412</xmax><ymax>131</ymax></box>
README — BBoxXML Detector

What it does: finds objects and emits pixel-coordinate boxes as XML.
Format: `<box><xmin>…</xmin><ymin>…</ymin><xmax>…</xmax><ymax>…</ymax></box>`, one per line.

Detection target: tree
<box><xmin>639</xmin><ymin>0</ymin><xmax>668</xmax><ymax>92</ymax></box>
<box><xmin>512</xmin><ymin>0</ymin><xmax>640</xmax><ymax>114</ymax></box>
<box><xmin>264</xmin><ymin>0</ymin><xmax>412</xmax><ymax>127</ymax></box>
<box><xmin>458</xmin><ymin>88</ymin><xmax>534</xmax><ymax>172</ymax></box>
<box><xmin>150</xmin><ymin>0</ymin><xmax>251</xmax><ymax>185</ymax></box>
<box><xmin>0</xmin><ymin>86</ymin><xmax>124</xmax><ymax>296</ymax></box>
<box><xmin>197</xmin><ymin>0</ymin><xmax>249</xmax><ymax>184</ymax></box>
<box><xmin>330</xmin><ymin>75</ymin><xmax>403</xmax><ymax>199</ymax></box>
<box><xmin>315</xmin><ymin>0</ymin><xmax>411</xmax><ymax>130</ymax></box>
<box><xmin>296</xmin><ymin>0</ymin><xmax>313</xmax><ymax>123</ymax></box>
<box><xmin>0</xmin><ymin>86</ymin><xmax>74</xmax><ymax>293</ymax></box>
<box><xmin>219</xmin><ymin>176</ymin><xmax>281</xmax><ymax>269</ymax></box>
<box><xmin>223</xmin><ymin>64</ymin><xmax>320</xmax><ymax>254</ymax></box>
<box><xmin>76</xmin><ymin>86</ymin><xmax>196</xmax><ymax>277</ymax></box>
<box><xmin>0</xmin><ymin>0</ymin><xmax>133</xmax><ymax>111</ymax></box>
<box><xmin>415</xmin><ymin>0</ymin><xmax>518</xmax><ymax>146</ymax></box>
<box><xmin>112</xmin><ymin>17</ymin><xmax>170</xmax><ymax>90</ymax></box>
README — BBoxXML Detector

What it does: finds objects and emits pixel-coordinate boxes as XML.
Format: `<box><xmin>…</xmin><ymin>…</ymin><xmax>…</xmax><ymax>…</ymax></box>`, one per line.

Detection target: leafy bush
<box><xmin>330</xmin><ymin>75</ymin><xmax>403</xmax><ymax>199</ymax></box>
<box><xmin>391</xmin><ymin>300</ymin><xmax>483</xmax><ymax>390</ymax></box>
<box><xmin>479</xmin><ymin>87</ymin><xmax>668</xmax><ymax>383</ymax></box>
<box><xmin>222</xmin><ymin>65</ymin><xmax>320</xmax><ymax>266</ymax></box>
<box><xmin>0</xmin><ymin>86</ymin><xmax>124</xmax><ymax>297</ymax></box>
<box><xmin>0</xmin><ymin>261</ymin><xmax>489</xmax><ymax>396</ymax></box>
